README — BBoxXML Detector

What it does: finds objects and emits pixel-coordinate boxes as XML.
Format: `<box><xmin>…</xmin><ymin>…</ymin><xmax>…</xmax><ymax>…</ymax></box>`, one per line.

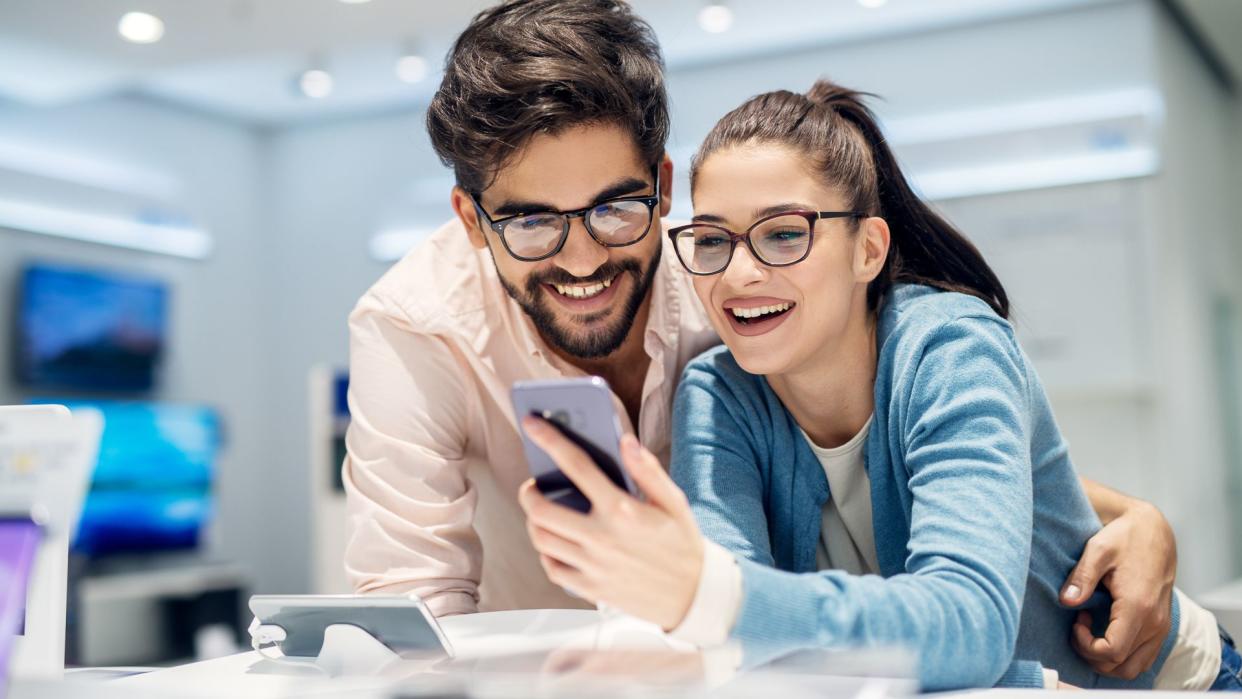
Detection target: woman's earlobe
<box><xmin>860</xmin><ymin>217</ymin><xmax>890</xmax><ymax>281</ymax></box>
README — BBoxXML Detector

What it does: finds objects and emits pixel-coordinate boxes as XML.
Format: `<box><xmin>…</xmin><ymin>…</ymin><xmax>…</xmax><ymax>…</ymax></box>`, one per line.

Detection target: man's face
<box><xmin>453</xmin><ymin>123</ymin><xmax>671</xmax><ymax>359</ymax></box>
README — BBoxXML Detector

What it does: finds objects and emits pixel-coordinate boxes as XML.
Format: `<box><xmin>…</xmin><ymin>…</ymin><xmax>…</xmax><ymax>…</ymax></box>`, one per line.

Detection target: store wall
<box><xmin>0</xmin><ymin>96</ymin><xmax>295</xmax><ymax>594</ymax></box>
<box><xmin>1140</xmin><ymin>2</ymin><xmax>1240</xmax><ymax>588</ymax></box>
<box><xmin>663</xmin><ymin>0</ymin><xmax>1154</xmax><ymax>192</ymax></box>
<box><xmin>263</xmin><ymin>112</ymin><xmax>425</xmax><ymax>593</ymax></box>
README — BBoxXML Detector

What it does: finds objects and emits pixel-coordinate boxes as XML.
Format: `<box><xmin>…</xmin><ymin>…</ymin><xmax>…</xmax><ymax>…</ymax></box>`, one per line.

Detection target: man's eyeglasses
<box><xmin>470</xmin><ymin>171</ymin><xmax>661</xmax><ymax>262</ymax></box>
<box><xmin>667</xmin><ymin>210</ymin><xmax>866</xmax><ymax>276</ymax></box>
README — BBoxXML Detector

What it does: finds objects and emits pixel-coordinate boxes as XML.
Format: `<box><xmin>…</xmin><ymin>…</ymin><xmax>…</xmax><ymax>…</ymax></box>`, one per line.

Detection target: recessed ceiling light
<box><xmin>299</xmin><ymin>69</ymin><xmax>334</xmax><ymax>99</ymax></box>
<box><xmin>117</xmin><ymin>11</ymin><xmax>165</xmax><ymax>44</ymax></box>
<box><xmin>859</xmin><ymin>0</ymin><xmax>889</xmax><ymax>8</ymax></box>
<box><xmin>339</xmin><ymin>0</ymin><xmax>372</xmax><ymax>3</ymax></box>
<box><xmin>697</xmin><ymin>2</ymin><xmax>733</xmax><ymax>33</ymax></box>
<box><xmin>395</xmin><ymin>54</ymin><xmax>429</xmax><ymax>84</ymax></box>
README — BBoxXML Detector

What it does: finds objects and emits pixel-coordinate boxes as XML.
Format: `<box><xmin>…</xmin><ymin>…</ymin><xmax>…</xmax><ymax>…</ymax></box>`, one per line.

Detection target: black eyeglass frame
<box><xmin>667</xmin><ymin>210</ymin><xmax>868</xmax><ymax>276</ymax></box>
<box><xmin>469</xmin><ymin>169</ymin><xmax>662</xmax><ymax>263</ymax></box>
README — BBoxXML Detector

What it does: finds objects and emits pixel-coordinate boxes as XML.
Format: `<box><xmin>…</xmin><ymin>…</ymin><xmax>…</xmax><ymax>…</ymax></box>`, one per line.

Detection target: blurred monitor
<box><xmin>34</xmin><ymin>401</ymin><xmax>221</xmax><ymax>557</ymax></box>
<box><xmin>15</xmin><ymin>263</ymin><xmax>167</xmax><ymax>392</ymax></box>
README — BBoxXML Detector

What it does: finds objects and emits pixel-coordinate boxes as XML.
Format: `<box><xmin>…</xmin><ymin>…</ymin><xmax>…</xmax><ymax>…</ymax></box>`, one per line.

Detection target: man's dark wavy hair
<box><xmin>426</xmin><ymin>0</ymin><xmax>669</xmax><ymax>194</ymax></box>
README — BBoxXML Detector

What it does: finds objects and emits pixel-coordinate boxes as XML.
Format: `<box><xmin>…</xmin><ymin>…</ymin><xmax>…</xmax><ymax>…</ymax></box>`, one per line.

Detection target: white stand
<box><xmin>313</xmin><ymin>623</ymin><xmax>400</xmax><ymax>676</ymax></box>
<box><xmin>0</xmin><ymin>406</ymin><xmax>102</xmax><ymax>680</ymax></box>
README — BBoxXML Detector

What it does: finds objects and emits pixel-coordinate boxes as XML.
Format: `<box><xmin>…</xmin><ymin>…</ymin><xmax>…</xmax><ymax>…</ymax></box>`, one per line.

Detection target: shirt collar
<box><xmin>642</xmin><ymin>237</ymin><xmax>682</xmax><ymax>355</ymax></box>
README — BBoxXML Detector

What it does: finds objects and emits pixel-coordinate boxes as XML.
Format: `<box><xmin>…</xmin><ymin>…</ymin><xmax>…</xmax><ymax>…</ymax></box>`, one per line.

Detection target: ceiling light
<box><xmin>858</xmin><ymin>0</ymin><xmax>889</xmax><ymax>8</ymax></box>
<box><xmin>910</xmin><ymin>148</ymin><xmax>1158</xmax><ymax>202</ymax></box>
<box><xmin>299</xmin><ymin>69</ymin><xmax>334</xmax><ymax>99</ymax></box>
<box><xmin>0</xmin><ymin>198</ymin><xmax>213</xmax><ymax>259</ymax></box>
<box><xmin>395</xmin><ymin>54</ymin><xmax>428</xmax><ymax>84</ymax></box>
<box><xmin>697</xmin><ymin>2</ymin><xmax>733</xmax><ymax>34</ymax></box>
<box><xmin>117</xmin><ymin>12</ymin><xmax>165</xmax><ymax>44</ymax></box>
<box><xmin>339</xmin><ymin>0</ymin><xmax>372</xmax><ymax>4</ymax></box>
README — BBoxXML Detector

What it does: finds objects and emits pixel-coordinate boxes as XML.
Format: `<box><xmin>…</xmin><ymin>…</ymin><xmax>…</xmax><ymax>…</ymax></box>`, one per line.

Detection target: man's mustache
<box><xmin>525</xmin><ymin>260</ymin><xmax>642</xmax><ymax>292</ymax></box>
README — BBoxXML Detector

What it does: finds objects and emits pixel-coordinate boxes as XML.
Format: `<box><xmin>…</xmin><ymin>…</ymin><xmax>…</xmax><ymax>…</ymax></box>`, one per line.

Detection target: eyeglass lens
<box><xmin>504</xmin><ymin>200</ymin><xmax>652</xmax><ymax>259</ymax></box>
<box><xmin>673</xmin><ymin>214</ymin><xmax>812</xmax><ymax>274</ymax></box>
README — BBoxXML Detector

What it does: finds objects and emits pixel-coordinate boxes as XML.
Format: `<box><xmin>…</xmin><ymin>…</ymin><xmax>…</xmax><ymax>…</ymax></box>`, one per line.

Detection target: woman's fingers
<box><xmin>541</xmin><ymin>553</ymin><xmax>589</xmax><ymax>596</ymax></box>
<box><xmin>518</xmin><ymin>479</ymin><xmax>594</xmax><ymax>541</ymax></box>
<box><xmin>529</xmin><ymin>524</ymin><xmax>592</xmax><ymax>571</ymax></box>
<box><xmin>523</xmin><ymin>416</ymin><xmax>622</xmax><ymax>510</ymax></box>
<box><xmin>620</xmin><ymin>434</ymin><xmax>687</xmax><ymax>515</ymax></box>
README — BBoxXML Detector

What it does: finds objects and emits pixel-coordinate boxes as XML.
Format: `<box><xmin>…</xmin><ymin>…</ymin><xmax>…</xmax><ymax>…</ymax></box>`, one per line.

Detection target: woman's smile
<box><xmin>721</xmin><ymin>296</ymin><xmax>797</xmax><ymax>337</ymax></box>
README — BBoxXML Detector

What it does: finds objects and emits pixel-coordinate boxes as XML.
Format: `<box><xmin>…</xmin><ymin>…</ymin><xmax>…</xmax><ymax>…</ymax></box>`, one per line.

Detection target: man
<box><xmin>344</xmin><ymin>0</ymin><xmax>1175</xmax><ymax>679</ymax></box>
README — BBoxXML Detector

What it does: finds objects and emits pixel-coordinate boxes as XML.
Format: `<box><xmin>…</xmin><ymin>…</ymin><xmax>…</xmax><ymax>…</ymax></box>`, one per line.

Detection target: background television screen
<box><xmin>37</xmin><ymin>401</ymin><xmax>221</xmax><ymax>557</ymax></box>
<box><xmin>16</xmin><ymin>263</ymin><xmax>167</xmax><ymax>392</ymax></box>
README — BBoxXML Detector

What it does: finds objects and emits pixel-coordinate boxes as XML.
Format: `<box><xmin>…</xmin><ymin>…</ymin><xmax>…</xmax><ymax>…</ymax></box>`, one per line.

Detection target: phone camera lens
<box><xmin>541</xmin><ymin>409</ymin><xmax>571</xmax><ymax>429</ymax></box>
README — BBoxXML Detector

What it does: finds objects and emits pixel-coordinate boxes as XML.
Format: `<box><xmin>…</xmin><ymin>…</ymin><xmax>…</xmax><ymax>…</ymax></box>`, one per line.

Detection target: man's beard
<box><xmin>497</xmin><ymin>246</ymin><xmax>661</xmax><ymax>360</ymax></box>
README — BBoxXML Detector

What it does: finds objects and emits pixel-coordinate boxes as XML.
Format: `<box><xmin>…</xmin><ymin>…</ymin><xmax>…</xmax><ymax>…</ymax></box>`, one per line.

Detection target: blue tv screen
<box><xmin>16</xmin><ymin>263</ymin><xmax>167</xmax><ymax>392</ymax></box>
<box><xmin>37</xmin><ymin>401</ymin><xmax>220</xmax><ymax>557</ymax></box>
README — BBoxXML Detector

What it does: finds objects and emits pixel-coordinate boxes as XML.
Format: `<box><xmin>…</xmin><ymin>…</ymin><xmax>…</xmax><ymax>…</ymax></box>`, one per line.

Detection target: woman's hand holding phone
<box><xmin>517</xmin><ymin>415</ymin><xmax>704</xmax><ymax>632</ymax></box>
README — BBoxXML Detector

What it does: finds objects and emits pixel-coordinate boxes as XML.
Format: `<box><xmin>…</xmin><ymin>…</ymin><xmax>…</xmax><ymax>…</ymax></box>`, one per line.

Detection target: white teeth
<box><xmin>730</xmin><ymin>302</ymin><xmax>792</xmax><ymax>320</ymax></box>
<box><xmin>553</xmin><ymin>277</ymin><xmax>613</xmax><ymax>299</ymax></box>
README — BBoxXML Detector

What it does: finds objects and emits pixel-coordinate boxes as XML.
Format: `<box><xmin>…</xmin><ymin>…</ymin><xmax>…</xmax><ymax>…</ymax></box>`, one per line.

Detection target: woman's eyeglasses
<box><xmin>667</xmin><ymin>210</ymin><xmax>866</xmax><ymax>276</ymax></box>
<box><xmin>470</xmin><ymin>171</ymin><xmax>660</xmax><ymax>262</ymax></box>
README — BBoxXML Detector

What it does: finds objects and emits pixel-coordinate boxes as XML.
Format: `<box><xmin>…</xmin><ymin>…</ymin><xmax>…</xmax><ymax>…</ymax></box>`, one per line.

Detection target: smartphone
<box><xmin>511</xmin><ymin>377</ymin><xmax>637</xmax><ymax>513</ymax></box>
<box><xmin>248</xmin><ymin>594</ymin><xmax>453</xmax><ymax>658</ymax></box>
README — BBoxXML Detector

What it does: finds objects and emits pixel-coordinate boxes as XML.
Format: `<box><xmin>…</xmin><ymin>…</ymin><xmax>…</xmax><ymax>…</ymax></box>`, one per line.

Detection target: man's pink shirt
<box><xmin>342</xmin><ymin>218</ymin><xmax>717</xmax><ymax>616</ymax></box>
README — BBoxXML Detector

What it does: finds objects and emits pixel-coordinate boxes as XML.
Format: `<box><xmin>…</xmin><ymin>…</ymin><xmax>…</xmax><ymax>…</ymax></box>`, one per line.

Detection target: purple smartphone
<box><xmin>511</xmin><ymin>377</ymin><xmax>637</xmax><ymax>513</ymax></box>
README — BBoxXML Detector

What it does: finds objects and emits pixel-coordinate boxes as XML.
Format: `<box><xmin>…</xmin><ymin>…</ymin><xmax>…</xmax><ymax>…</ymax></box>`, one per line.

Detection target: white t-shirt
<box><xmin>803</xmin><ymin>417</ymin><xmax>879</xmax><ymax>576</ymax></box>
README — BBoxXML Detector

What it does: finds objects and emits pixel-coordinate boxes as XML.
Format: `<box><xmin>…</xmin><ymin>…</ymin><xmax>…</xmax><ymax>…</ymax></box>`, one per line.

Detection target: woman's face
<box><xmin>688</xmin><ymin>143</ymin><xmax>888</xmax><ymax>377</ymax></box>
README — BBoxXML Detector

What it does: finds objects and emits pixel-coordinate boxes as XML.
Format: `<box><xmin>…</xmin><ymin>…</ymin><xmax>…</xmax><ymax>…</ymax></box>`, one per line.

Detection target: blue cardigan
<box><xmin>669</xmin><ymin>284</ymin><xmax>1179</xmax><ymax>690</ymax></box>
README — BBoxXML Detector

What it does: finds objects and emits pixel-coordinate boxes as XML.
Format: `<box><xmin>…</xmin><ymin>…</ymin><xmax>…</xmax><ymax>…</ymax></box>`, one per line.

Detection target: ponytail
<box><xmin>692</xmin><ymin>79</ymin><xmax>1009</xmax><ymax>319</ymax></box>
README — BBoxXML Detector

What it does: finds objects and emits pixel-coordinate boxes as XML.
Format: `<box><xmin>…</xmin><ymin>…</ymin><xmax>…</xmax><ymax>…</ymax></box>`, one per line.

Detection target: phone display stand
<box><xmin>249</xmin><ymin>617</ymin><xmax>400</xmax><ymax>677</ymax></box>
<box><xmin>314</xmin><ymin>624</ymin><xmax>399</xmax><ymax>675</ymax></box>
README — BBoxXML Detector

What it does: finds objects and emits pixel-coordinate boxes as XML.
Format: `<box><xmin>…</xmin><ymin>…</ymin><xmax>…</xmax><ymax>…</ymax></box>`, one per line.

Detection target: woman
<box><xmin>516</xmin><ymin>80</ymin><xmax>1241</xmax><ymax>691</ymax></box>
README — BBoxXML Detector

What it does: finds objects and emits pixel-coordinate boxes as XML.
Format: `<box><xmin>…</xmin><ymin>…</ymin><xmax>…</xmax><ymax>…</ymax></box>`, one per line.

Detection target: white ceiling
<box><xmin>5</xmin><ymin>0</ymin><xmax>1232</xmax><ymax>125</ymax></box>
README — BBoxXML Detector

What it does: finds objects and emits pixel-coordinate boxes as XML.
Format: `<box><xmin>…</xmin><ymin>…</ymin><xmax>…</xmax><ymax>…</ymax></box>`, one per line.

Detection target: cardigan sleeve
<box><xmin>670</xmin><ymin>357</ymin><xmax>777</xmax><ymax>568</ymax></box>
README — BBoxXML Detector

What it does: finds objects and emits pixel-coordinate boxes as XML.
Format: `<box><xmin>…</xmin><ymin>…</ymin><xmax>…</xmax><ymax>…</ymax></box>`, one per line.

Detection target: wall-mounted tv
<box><xmin>35</xmin><ymin>401</ymin><xmax>221</xmax><ymax>557</ymax></box>
<box><xmin>15</xmin><ymin>263</ymin><xmax>167</xmax><ymax>393</ymax></box>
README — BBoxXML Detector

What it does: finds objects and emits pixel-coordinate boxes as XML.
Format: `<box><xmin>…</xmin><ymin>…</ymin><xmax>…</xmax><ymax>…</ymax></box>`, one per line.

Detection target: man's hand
<box><xmin>1061</xmin><ymin>497</ymin><xmax>1176</xmax><ymax>679</ymax></box>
